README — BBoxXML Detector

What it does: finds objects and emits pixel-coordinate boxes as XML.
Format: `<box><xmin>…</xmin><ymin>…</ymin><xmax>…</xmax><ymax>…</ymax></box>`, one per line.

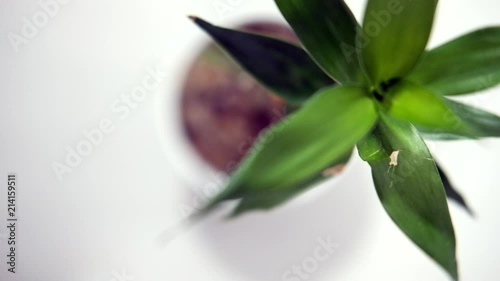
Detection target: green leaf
<box><xmin>231</xmin><ymin>151</ymin><xmax>352</xmax><ymax>216</ymax></box>
<box><xmin>358</xmin><ymin>113</ymin><xmax>458</xmax><ymax>280</ymax></box>
<box><xmin>383</xmin><ymin>80</ymin><xmax>471</xmax><ymax>136</ymax></box>
<box><xmin>362</xmin><ymin>0</ymin><xmax>437</xmax><ymax>85</ymax></box>
<box><xmin>275</xmin><ymin>0</ymin><xmax>366</xmax><ymax>85</ymax></box>
<box><xmin>408</xmin><ymin>27</ymin><xmax>500</xmax><ymax>96</ymax></box>
<box><xmin>189</xmin><ymin>17</ymin><xmax>334</xmax><ymax>104</ymax></box>
<box><xmin>438</xmin><ymin>164</ymin><xmax>474</xmax><ymax>215</ymax></box>
<box><xmin>204</xmin><ymin>86</ymin><xmax>378</xmax><ymax>215</ymax></box>
<box><xmin>417</xmin><ymin>98</ymin><xmax>500</xmax><ymax>139</ymax></box>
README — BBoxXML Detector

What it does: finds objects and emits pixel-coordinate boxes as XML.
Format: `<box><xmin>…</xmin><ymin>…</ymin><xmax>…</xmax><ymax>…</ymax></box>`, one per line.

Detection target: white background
<box><xmin>1</xmin><ymin>0</ymin><xmax>500</xmax><ymax>280</ymax></box>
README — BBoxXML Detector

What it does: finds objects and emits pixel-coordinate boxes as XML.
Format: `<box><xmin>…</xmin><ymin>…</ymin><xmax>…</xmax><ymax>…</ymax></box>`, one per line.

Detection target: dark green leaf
<box><xmin>358</xmin><ymin>112</ymin><xmax>458</xmax><ymax>280</ymax></box>
<box><xmin>190</xmin><ymin>17</ymin><xmax>334</xmax><ymax>104</ymax></box>
<box><xmin>408</xmin><ymin>27</ymin><xmax>500</xmax><ymax>96</ymax></box>
<box><xmin>417</xmin><ymin>98</ymin><xmax>500</xmax><ymax>139</ymax></box>
<box><xmin>362</xmin><ymin>0</ymin><xmax>437</xmax><ymax>85</ymax></box>
<box><xmin>203</xmin><ymin>86</ymin><xmax>378</xmax><ymax>215</ymax></box>
<box><xmin>437</xmin><ymin>164</ymin><xmax>474</xmax><ymax>215</ymax></box>
<box><xmin>384</xmin><ymin>80</ymin><xmax>471</xmax><ymax>136</ymax></box>
<box><xmin>275</xmin><ymin>0</ymin><xmax>366</xmax><ymax>85</ymax></box>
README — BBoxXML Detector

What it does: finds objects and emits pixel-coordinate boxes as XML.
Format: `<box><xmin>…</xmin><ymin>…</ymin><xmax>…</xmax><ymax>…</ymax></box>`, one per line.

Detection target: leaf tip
<box><xmin>188</xmin><ymin>16</ymin><xmax>212</xmax><ymax>31</ymax></box>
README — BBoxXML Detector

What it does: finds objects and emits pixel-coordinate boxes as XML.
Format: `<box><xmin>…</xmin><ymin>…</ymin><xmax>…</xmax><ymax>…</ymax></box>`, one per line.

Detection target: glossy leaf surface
<box><xmin>190</xmin><ymin>17</ymin><xmax>334</xmax><ymax>104</ymax></box>
<box><xmin>408</xmin><ymin>27</ymin><xmax>500</xmax><ymax>96</ymax></box>
<box><xmin>275</xmin><ymin>0</ymin><xmax>366</xmax><ymax>85</ymax></box>
<box><xmin>362</xmin><ymin>0</ymin><xmax>437</xmax><ymax>85</ymax></box>
<box><xmin>204</xmin><ymin>86</ymin><xmax>377</xmax><ymax>214</ymax></box>
<box><xmin>384</xmin><ymin>80</ymin><xmax>470</xmax><ymax>136</ymax></box>
<box><xmin>358</xmin><ymin>113</ymin><xmax>458</xmax><ymax>280</ymax></box>
<box><xmin>417</xmin><ymin>98</ymin><xmax>500</xmax><ymax>139</ymax></box>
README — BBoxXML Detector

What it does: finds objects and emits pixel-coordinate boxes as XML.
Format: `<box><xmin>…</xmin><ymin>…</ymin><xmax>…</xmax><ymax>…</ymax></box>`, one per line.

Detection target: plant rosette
<box><xmin>188</xmin><ymin>0</ymin><xmax>500</xmax><ymax>279</ymax></box>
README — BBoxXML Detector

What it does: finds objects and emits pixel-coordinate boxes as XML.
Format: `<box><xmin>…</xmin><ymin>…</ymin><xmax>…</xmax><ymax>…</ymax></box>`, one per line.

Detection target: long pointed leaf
<box><xmin>408</xmin><ymin>27</ymin><xmax>500</xmax><ymax>96</ymax></box>
<box><xmin>438</xmin><ymin>164</ymin><xmax>474</xmax><ymax>215</ymax></box>
<box><xmin>203</xmin><ymin>86</ymin><xmax>377</xmax><ymax>214</ymax></box>
<box><xmin>190</xmin><ymin>17</ymin><xmax>334</xmax><ymax>104</ymax></box>
<box><xmin>358</xmin><ymin>113</ymin><xmax>458</xmax><ymax>280</ymax></box>
<box><xmin>362</xmin><ymin>0</ymin><xmax>437</xmax><ymax>85</ymax></box>
<box><xmin>417</xmin><ymin>98</ymin><xmax>500</xmax><ymax>139</ymax></box>
<box><xmin>231</xmin><ymin>151</ymin><xmax>352</xmax><ymax>216</ymax></box>
<box><xmin>275</xmin><ymin>0</ymin><xmax>366</xmax><ymax>85</ymax></box>
<box><xmin>384</xmin><ymin>80</ymin><xmax>471</xmax><ymax>136</ymax></box>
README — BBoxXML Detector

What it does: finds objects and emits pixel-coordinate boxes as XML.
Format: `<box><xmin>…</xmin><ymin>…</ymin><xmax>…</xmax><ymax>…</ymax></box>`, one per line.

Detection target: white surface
<box><xmin>1</xmin><ymin>0</ymin><xmax>500</xmax><ymax>280</ymax></box>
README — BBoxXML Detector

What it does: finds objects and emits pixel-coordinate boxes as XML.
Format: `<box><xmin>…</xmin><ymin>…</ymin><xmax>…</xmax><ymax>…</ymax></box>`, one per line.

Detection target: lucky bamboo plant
<box><xmin>189</xmin><ymin>0</ymin><xmax>500</xmax><ymax>279</ymax></box>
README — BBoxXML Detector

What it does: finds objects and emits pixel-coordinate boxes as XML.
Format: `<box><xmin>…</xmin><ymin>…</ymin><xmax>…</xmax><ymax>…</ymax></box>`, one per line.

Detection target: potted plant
<box><xmin>188</xmin><ymin>0</ymin><xmax>500</xmax><ymax>279</ymax></box>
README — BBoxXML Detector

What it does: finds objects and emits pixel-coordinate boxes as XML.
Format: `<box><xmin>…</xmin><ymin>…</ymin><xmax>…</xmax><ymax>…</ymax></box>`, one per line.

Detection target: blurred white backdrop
<box><xmin>1</xmin><ymin>0</ymin><xmax>500</xmax><ymax>280</ymax></box>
